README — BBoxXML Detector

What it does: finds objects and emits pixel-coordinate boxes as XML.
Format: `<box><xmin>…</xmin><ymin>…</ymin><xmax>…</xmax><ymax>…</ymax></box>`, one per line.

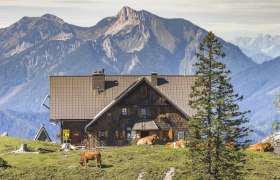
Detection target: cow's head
<box><xmin>79</xmin><ymin>160</ymin><xmax>85</xmax><ymax>166</ymax></box>
<box><xmin>264</xmin><ymin>143</ymin><xmax>274</xmax><ymax>152</ymax></box>
<box><xmin>152</xmin><ymin>134</ymin><xmax>159</xmax><ymax>140</ymax></box>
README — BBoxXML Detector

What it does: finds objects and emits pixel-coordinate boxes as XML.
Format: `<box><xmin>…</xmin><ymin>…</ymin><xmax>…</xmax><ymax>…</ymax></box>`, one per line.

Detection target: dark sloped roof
<box><xmin>34</xmin><ymin>124</ymin><xmax>52</xmax><ymax>142</ymax></box>
<box><xmin>85</xmin><ymin>77</ymin><xmax>192</xmax><ymax>130</ymax></box>
<box><xmin>50</xmin><ymin>74</ymin><xmax>196</xmax><ymax>120</ymax></box>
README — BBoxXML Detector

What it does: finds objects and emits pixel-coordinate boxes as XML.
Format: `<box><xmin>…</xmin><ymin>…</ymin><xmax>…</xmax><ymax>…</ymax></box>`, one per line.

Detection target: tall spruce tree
<box><xmin>187</xmin><ymin>31</ymin><xmax>251</xmax><ymax>179</ymax></box>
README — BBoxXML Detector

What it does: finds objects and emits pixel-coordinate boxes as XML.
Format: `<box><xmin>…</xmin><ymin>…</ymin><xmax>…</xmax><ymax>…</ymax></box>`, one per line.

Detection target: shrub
<box><xmin>0</xmin><ymin>157</ymin><xmax>8</xmax><ymax>168</ymax></box>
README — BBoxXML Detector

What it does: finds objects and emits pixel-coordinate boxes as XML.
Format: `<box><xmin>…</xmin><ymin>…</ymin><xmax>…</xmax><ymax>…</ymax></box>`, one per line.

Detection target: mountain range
<box><xmin>0</xmin><ymin>6</ymin><xmax>279</xmax><ymax>142</ymax></box>
<box><xmin>231</xmin><ymin>34</ymin><xmax>280</xmax><ymax>64</ymax></box>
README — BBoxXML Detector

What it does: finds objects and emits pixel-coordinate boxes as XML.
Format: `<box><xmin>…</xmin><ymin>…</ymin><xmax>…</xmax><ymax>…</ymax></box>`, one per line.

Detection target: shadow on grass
<box><xmin>86</xmin><ymin>164</ymin><xmax>113</xmax><ymax>169</ymax></box>
<box><xmin>101</xmin><ymin>164</ymin><xmax>113</xmax><ymax>169</ymax></box>
<box><xmin>0</xmin><ymin>164</ymin><xmax>12</xmax><ymax>169</ymax></box>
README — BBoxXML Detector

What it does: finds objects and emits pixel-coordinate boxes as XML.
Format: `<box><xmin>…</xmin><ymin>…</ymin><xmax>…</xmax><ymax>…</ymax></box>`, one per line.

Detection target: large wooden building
<box><xmin>49</xmin><ymin>71</ymin><xmax>196</xmax><ymax>147</ymax></box>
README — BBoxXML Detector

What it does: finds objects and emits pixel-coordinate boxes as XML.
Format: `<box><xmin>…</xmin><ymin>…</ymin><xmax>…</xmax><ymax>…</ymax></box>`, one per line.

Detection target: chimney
<box><xmin>151</xmin><ymin>72</ymin><xmax>158</xmax><ymax>86</ymax></box>
<box><xmin>92</xmin><ymin>69</ymin><xmax>105</xmax><ymax>91</ymax></box>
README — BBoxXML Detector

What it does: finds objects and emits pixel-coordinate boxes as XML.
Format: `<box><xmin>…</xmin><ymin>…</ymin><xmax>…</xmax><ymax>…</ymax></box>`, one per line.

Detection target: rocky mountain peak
<box><xmin>117</xmin><ymin>6</ymin><xmax>145</xmax><ymax>23</ymax></box>
<box><xmin>41</xmin><ymin>14</ymin><xmax>65</xmax><ymax>24</ymax></box>
<box><xmin>231</xmin><ymin>34</ymin><xmax>280</xmax><ymax>58</ymax></box>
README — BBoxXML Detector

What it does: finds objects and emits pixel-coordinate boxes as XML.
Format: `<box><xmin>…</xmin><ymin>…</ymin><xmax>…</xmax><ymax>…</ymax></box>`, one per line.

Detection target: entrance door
<box><xmin>71</xmin><ymin>130</ymin><xmax>81</xmax><ymax>145</ymax></box>
<box><xmin>140</xmin><ymin>131</ymin><xmax>149</xmax><ymax>138</ymax></box>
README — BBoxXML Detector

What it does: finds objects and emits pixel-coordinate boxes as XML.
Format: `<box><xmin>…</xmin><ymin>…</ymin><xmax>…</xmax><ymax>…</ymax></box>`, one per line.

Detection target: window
<box><xmin>99</xmin><ymin>131</ymin><xmax>107</xmax><ymax>138</ymax></box>
<box><xmin>127</xmin><ymin>133</ymin><xmax>131</xmax><ymax>140</ymax></box>
<box><xmin>140</xmin><ymin>108</ymin><xmax>147</xmax><ymax>116</ymax></box>
<box><xmin>122</xmin><ymin>108</ymin><xmax>128</xmax><ymax>116</ymax></box>
<box><xmin>115</xmin><ymin>131</ymin><xmax>119</xmax><ymax>138</ymax></box>
<box><xmin>178</xmin><ymin>131</ymin><xmax>185</xmax><ymax>140</ymax></box>
<box><xmin>131</xmin><ymin>130</ymin><xmax>136</xmax><ymax>139</ymax></box>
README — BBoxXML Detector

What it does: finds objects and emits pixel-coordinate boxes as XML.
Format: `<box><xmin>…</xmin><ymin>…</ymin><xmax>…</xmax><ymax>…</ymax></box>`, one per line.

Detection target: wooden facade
<box><xmin>49</xmin><ymin>72</ymin><xmax>196</xmax><ymax>147</ymax></box>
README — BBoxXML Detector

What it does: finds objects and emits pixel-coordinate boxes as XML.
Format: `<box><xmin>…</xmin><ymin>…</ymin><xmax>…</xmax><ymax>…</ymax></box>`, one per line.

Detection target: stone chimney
<box><xmin>92</xmin><ymin>69</ymin><xmax>105</xmax><ymax>91</ymax></box>
<box><xmin>151</xmin><ymin>72</ymin><xmax>158</xmax><ymax>86</ymax></box>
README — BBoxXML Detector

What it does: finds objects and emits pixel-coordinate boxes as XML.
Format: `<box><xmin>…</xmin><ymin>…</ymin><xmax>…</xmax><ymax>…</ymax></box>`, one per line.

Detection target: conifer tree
<box><xmin>187</xmin><ymin>31</ymin><xmax>251</xmax><ymax>179</ymax></box>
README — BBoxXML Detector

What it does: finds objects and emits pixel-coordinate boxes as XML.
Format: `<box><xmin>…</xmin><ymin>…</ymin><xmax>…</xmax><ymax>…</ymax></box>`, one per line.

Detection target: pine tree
<box><xmin>0</xmin><ymin>157</ymin><xmax>8</xmax><ymax>168</ymax></box>
<box><xmin>187</xmin><ymin>31</ymin><xmax>251</xmax><ymax>179</ymax></box>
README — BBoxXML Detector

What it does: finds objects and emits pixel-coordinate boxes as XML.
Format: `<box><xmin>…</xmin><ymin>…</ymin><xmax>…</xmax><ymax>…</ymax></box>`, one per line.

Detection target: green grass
<box><xmin>0</xmin><ymin>137</ymin><xmax>280</xmax><ymax>179</ymax></box>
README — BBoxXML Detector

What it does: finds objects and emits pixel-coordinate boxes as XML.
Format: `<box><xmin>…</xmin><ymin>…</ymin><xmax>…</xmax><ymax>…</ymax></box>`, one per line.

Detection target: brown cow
<box><xmin>137</xmin><ymin>134</ymin><xmax>158</xmax><ymax>145</ymax></box>
<box><xmin>248</xmin><ymin>143</ymin><xmax>274</xmax><ymax>152</ymax></box>
<box><xmin>79</xmin><ymin>151</ymin><xmax>102</xmax><ymax>167</ymax></box>
<box><xmin>166</xmin><ymin>140</ymin><xmax>187</xmax><ymax>148</ymax></box>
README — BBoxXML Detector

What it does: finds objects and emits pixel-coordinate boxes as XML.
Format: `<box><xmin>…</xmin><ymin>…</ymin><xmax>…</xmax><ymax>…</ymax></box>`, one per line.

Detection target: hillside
<box><xmin>1</xmin><ymin>137</ymin><xmax>280</xmax><ymax>179</ymax></box>
<box><xmin>232</xmin><ymin>57</ymin><xmax>280</xmax><ymax>141</ymax></box>
<box><xmin>0</xmin><ymin>110</ymin><xmax>58</xmax><ymax>141</ymax></box>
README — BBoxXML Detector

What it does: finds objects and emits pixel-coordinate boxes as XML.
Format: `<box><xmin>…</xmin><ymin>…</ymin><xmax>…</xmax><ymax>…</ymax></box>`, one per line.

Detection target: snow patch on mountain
<box><xmin>231</xmin><ymin>34</ymin><xmax>280</xmax><ymax>58</ymax></box>
<box><xmin>5</xmin><ymin>41</ymin><xmax>33</xmax><ymax>57</ymax></box>
<box><xmin>102</xmin><ymin>38</ymin><xmax>117</xmax><ymax>61</ymax></box>
<box><xmin>122</xmin><ymin>55</ymin><xmax>140</xmax><ymax>74</ymax></box>
<box><xmin>50</xmin><ymin>32</ymin><xmax>73</xmax><ymax>41</ymax></box>
<box><xmin>128</xmin><ymin>55</ymin><xmax>140</xmax><ymax>72</ymax></box>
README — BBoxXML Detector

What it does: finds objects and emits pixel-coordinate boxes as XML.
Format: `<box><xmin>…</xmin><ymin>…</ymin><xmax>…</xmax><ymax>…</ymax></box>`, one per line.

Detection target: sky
<box><xmin>0</xmin><ymin>0</ymin><xmax>279</xmax><ymax>41</ymax></box>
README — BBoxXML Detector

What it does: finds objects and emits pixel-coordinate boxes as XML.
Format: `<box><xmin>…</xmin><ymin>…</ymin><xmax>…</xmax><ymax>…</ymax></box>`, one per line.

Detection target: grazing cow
<box><xmin>137</xmin><ymin>134</ymin><xmax>158</xmax><ymax>145</ymax></box>
<box><xmin>79</xmin><ymin>151</ymin><xmax>102</xmax><ymax>167</ymax></box>
<box><xmin>166</xmin><ymin>140</ymin><xmax>187</xmax><ymax>148</ymax></box>
<box><xmin>248</xmin><ymin>143</ymin><xmax>274</xmax><ymax>152</ymax></box>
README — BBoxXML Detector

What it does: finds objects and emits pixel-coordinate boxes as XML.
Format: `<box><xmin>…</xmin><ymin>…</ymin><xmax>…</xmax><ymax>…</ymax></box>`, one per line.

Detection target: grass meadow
<box><xmin>0</xmin><ymin>137</ymin><xmax>280</xmax><ymax>179</ymax></box>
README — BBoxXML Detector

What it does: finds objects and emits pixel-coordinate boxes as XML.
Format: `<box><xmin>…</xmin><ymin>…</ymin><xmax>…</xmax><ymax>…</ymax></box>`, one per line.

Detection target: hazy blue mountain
<box><xmin>232</xmin><ymin>57</ymin><xmax>280</xmax><ymax>141</ymax></box>
<box><xmin>231</xmin><ymin>34</ymin><xmax>280</xmax><ymax>58</ymax></box>
<box><xmin>250</xmin><ymin>53</ymin><xmax>272</xmax><ymax>64</ymax></box>
<box><xmin>0</xmin><ymin>110</ymin><xmax>58</xmax><ymax>141</ymax></box>
<box><xmin>2</xmin><ymin>6</ymin><xmax>278</xmax><ymax>141</ymax></box>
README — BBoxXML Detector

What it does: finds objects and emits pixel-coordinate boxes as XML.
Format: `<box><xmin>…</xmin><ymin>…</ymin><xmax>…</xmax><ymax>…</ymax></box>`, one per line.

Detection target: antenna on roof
<box><xmin>184</xmin><ymin>67</ymin><xmax>186</xmax><ymax>76</ymax></box>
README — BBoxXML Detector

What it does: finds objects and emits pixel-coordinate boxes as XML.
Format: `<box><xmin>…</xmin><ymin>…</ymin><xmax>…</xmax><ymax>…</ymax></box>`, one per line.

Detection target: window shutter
<box><xmin>168</xmin><ymin>130</ymin><xmax>173</xmax><ymax>141</ymax></box>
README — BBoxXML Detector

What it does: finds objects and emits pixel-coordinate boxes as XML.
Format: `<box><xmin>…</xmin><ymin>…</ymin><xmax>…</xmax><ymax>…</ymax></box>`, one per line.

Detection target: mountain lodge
<box><xmin>49</xmin><ymin>71</ymin><xmax>196</xmax><ymax>147</ymax></box>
